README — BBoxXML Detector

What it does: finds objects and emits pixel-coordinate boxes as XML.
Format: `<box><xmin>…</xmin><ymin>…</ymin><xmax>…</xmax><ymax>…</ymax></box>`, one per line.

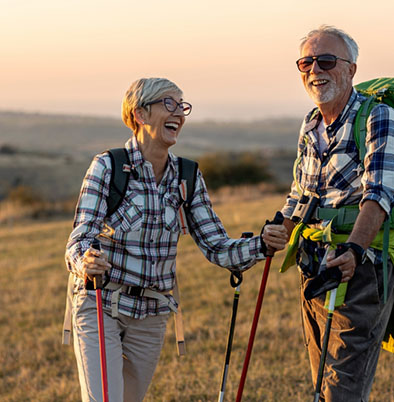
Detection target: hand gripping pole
<box><xmin>91</xmin><ymin>239</ymin><xmax>109</xmax><ymax>402</ymax></box>
<box><xmin>236</xmin><ymin>212</ymin><xmax>284</xmax><ymax>402</ymax></box>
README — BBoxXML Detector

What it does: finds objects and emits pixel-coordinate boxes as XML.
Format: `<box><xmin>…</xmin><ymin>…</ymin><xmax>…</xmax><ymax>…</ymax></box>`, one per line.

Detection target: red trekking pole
<box><xmin>236</xmin><ymin>212</ymin><xmax>284</xmax><ymax>402</ymax></box>
<box><xmin>91</xmin><ymin>239</ymin><xmax>109</xmax><ymax>402</ymax></box>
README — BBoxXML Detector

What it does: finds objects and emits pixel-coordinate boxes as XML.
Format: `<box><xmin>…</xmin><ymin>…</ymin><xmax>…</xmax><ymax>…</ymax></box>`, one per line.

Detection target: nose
<box><xmin>309</xmin><ymin>59</ymin><xmax>323</xmax><ymax>74</ymax></box>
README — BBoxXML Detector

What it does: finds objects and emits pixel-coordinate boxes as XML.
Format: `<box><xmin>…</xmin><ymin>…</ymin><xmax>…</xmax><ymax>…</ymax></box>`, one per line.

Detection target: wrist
<box><xmin>259</xmin><ymin>227</ymin><xmax>267</xmax><ymax>256</ymax></box>
<box><xmin>337</xmin><ymin>242</ymin><xmax>367</xmax><ymax>265</ymax></box>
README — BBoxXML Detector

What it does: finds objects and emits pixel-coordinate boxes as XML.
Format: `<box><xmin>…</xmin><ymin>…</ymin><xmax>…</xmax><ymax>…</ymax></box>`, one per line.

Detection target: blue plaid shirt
<box><xmin>66</xmin><ymin>136</ymin><xmax>265</xmax><ymax>318</ymax></box>
<box><xmin>282</xmin><ymin>89</ymin><xmax>394</xmax><ymax>263</ymax></box>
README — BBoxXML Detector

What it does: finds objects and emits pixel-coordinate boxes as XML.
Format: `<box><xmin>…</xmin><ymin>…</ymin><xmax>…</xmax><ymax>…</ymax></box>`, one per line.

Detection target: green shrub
<box><xmin>197</xmin><ymin>151</ymin><xmax>272</xmax><ymax>190</ymax></box>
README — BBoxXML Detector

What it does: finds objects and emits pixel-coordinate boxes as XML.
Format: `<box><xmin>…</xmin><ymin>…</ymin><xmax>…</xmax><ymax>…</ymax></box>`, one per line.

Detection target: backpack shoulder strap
<box><xmin>106</xmin><ymin>148</ymin><xmax>131</xmax><ymax>217</ymax></box>
<box><xmin>178</xmin><ymin>157</ymin><xmax>198</xmax><ymax>209</ymax></box>
<box><xmin>177</xmin><ymin>157</ymin><xmax>198</xmax><ymax>235</ymax></box>
<box><xmin>354</xmin><ymin>96</ymin><xmax>377</xmax><ymax>168</ymax></box>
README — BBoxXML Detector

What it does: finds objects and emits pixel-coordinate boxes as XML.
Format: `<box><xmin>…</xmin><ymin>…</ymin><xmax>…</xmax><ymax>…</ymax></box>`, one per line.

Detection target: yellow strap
<box><xmin>280</xmin><ymin>224</ymin><xmax>394</xmax><ymax>307</ymax></box>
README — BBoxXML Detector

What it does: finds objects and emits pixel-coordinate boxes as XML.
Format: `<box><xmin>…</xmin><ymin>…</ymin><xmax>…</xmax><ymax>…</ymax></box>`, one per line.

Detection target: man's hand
<box><xmin>262</xmin><ymin>224</ymin><xmax>288</xmax><ymax>254</ymax></box>
<box><xmin>81</xmin><ymin>246</ymin><xmax>111</xmax><ymax>282</ymax></box>
<box><xmin>326</xmin><ymin>249</ymin><xmax>357</xmax><ymax>283</ymax></box>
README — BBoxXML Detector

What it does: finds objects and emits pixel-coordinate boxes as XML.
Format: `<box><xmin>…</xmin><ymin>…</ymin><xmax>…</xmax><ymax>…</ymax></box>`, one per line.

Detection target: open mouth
<box><xmin>311</xmin><ymin>79</ymin><xmax>329</xmax><ymax>86</ymax></box>
<box><xmin>164</xmin><ymin>122</ymin><xmax>180</xmax><ymax>132</ymax></box>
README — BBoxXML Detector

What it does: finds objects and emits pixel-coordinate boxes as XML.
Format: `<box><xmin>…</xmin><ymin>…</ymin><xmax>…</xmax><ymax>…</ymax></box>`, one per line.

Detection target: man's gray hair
<box><xmin>121</xmin><ymin>78</ymin><xmax>182</xmax><ymax>131</ymax></box>
<box><xmin>300</xmin><ymin>25</ymin><xmax>359</xmax><ymax>63</ymax></box>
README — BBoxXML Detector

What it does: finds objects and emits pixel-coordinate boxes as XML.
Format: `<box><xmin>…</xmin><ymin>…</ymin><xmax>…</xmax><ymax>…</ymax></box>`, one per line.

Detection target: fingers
<box><xmin>82</xmin><ymin>248</ymin><xmax>111</xmax><ymax>281</ymax></box>
<box><xmin>262</xmin><ymin>224</ymin><xmax>288</xmax><ymax>251</ymax></box>
<box><xmin>326</xmin><ymin>250</ymin><xmax>356</xmax><ymax>283</ymax></box>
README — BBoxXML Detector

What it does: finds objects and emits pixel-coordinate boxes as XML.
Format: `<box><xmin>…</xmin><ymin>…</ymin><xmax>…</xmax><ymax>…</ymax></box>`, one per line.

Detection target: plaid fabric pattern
<box><xmin>282</xmin><ymin>89</ymin><xmax>394</xmax><ymax>263</ymax></box>
<box><xmin>66</xmin><ymin>136</ymin><xmax>264</xmax><ymax>318</ymax></box>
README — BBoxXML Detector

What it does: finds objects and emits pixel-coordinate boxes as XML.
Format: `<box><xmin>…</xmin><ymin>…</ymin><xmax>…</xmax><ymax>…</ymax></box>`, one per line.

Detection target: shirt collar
<box><xmin>124</xmin><ymin>135</ymin><xmax>177</xmax><ymax>172</ymax></box>
<box><xmin>303</xmin><ymin>88</ymin><xmax>358</xmax><ymax>135</ymax></box>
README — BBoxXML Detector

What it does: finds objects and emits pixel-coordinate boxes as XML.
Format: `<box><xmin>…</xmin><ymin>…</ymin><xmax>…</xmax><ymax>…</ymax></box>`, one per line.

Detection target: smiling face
<box><xmin>300</xmin><ymin>33</ymin><xmax>356</xmax><ymax>112</ymax></box>
<box><xmin>136</xmin><ymin>91</ymin><xmax>186</xmax><ymax>150</ymax></box>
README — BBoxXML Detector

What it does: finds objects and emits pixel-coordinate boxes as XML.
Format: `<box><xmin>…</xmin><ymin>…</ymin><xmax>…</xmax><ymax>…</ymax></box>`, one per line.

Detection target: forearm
<box><xmin>283</xmin><ymin>217</ymin><xmax>295</xmax><ymax>241</ymax></box>
<box><xmin>347</xmin><ymin>200</ymin><xmax>387</xmax><ymax>249</ymax></box>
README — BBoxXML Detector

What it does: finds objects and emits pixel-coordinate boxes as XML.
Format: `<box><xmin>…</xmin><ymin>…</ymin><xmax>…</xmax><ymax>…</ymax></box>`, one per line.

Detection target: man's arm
<box><xmin>326</xmin><ymin>200</ymin><xmax>386</xmax><ymax>282</ymax></box>
<box><xmin>283</xmin><ymin>217</ymin><xmax>296</xmax><ymax>241</ymax></box>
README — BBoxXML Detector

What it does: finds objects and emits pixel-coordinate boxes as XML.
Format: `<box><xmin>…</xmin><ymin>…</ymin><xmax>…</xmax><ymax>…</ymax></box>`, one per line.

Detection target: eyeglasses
<box><xmin>144</xmin><ymin>97</ymin><xmax>192</xmax><ymax>116</ymax></box>
<box><xmin>296</xmin><ymin>54</ymin><xmax>351</xmax><ymax>72</ymax></box>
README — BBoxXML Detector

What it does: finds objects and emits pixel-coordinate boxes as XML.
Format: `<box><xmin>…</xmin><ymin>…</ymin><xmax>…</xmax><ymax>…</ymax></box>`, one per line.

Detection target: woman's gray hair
<box><xmin>121</xmin><ymin>78</ymin><xmax>183</xmax><ymax>131</ymax></box>
<box><xmin>300</xmin><ymin>25</ymin><xmax>359</xmax><ymax>63</ymax></box>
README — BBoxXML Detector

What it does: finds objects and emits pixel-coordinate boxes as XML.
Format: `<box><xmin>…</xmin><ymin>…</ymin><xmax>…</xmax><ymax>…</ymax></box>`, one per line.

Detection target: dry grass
<box><xmin>0</xmin><ymin>194</ymin><xmax>392</xmax><ymax>401</ymax></box>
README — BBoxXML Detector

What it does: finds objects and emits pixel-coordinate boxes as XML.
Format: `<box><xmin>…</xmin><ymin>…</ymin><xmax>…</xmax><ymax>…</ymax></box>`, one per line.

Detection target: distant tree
<box><xmin>0</xmin><ymin>144</ymin><xmax>18</xmax><ymax>154</ymax></box>
<box><xmin>197</xmin><ymin>151</ymin><xmax>272</xmax><ymax>190</ymax></box>
<box><xmin>7</xmin><ymin>186</ymin><xmax>43</xmax><ymax>205</ymax></box>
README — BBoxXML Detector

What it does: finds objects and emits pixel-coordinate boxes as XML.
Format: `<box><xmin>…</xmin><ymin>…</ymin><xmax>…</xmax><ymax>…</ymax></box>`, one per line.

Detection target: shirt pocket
<box><xmin>164</xmin><ymin>193</ymin><xmax>181</xmax><ymax>232</ymax></box>
<box><xmin>119</xmin><ymin>193</ymin><xmax>144</xmax><ymax>232</ymax></box>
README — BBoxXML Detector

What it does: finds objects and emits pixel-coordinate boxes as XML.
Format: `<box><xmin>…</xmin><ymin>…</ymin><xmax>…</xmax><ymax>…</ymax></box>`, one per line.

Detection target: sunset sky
<box><xmin>1</xmin><ymin>0</ymin><xmax>393</xmax><ymax>121</ymax></box>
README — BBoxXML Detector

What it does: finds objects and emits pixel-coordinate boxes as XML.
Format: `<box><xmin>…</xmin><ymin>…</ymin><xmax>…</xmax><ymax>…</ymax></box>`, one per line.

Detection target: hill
<box><xmin>0</xmin><ymin>111</ymin><xmax>299</xmax><ymax>200</ymax></box>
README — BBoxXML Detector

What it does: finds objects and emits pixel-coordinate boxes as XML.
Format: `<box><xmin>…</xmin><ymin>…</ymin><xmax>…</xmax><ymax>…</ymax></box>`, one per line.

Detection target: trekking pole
<box><xmin>312</xmin><ymin>244</ymin><xmax>347</xmax><ymax>402</ymax></box>
<box><xmin>217</xmin><ymin>231</ymin><xmax>254</xmax><ymax>402</ymax></box>
<box><xmin>236</xmin><ymin>211</ymin><xmax>284</xmax><ymax>402</ymax></box>
<box><xmin>91</xmin><ymin>239</ymin><xmax>109</xmax><ymax>402</ymax></box>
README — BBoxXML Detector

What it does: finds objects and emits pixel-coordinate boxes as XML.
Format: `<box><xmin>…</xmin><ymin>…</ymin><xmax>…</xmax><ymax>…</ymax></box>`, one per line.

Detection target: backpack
<box><xmin>354</xmin><ymin>78</ymin><xmax>394</xmax><ymax>354</ymax></box>
<box><xmin>109</xmin><ymin>149</ymin><xmax>199</xmax><ymax>355</ymax></box>
<box><xmin>106</xmin><ymin>148</ymin><xmax>198</xmax><ymax>223</ymax></box>
<box><xmin>354</xmin><ymin>77</ymin><xmax>394</xmax><ymax>168</ymax></box>
<box><xmin>62</xmin><ymin>149</ymin><xmax>199</xmax><ymax>355</ymax></box>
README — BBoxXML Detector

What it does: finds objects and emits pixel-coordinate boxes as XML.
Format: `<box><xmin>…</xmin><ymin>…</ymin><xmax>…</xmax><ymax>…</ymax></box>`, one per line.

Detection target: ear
<box><xmin>349</xmin><ymin>63</ymin><xmax>357</xmax><ymax>79</ymax></box>
<box><xmin>134</xmin><ymin>107</ymin><xmax>147</xmax><ymax>125</ymax></box>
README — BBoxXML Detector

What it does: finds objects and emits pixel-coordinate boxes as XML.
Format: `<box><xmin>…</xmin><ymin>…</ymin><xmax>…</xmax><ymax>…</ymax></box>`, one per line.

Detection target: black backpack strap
<box><xmin>106</xmin><ymin>148</ymin><xmax>131</xmax><ymax>217</ymax></box>
<box><xmin>178</xmin><ymin>157</ymin><xmax>198</xmax><ymax>211</ymax></box>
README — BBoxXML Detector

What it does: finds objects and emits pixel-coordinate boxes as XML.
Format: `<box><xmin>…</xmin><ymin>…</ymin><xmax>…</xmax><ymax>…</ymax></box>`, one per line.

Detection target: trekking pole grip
<box><xmin>263</xmin><ymin>211</ymin><xmax>284</xmax><ymax>257</ymax></box>
<box><xmin>91</xmin><ymin>238</ymin><xmax>103</xmax><ymax>290</ymax></box>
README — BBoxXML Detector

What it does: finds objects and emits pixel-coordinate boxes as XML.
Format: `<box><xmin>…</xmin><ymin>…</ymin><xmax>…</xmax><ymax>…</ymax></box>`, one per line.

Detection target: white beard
<box><xmin>305</xmin><ymin>81</ymin><xmax>338</xmax><ymax>104</ymax></box>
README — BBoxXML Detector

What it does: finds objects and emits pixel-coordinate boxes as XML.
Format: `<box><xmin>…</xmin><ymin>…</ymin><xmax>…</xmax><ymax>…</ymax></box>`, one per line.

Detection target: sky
<box><xmin>1</xmin><ymin>0</ymin><xmax>393</xmax><ymax>122</ymax></box>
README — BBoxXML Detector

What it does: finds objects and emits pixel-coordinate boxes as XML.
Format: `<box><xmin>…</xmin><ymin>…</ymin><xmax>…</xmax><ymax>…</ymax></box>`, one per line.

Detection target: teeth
<box><xmin>165</xmin><ymin>122</ymin><xmax>179</xmax><ymax>130</ymax></box>
<box><xmin>312</xmin><ymin>79</ymin><xmax>328</xmax><ymax>85</ymax></box>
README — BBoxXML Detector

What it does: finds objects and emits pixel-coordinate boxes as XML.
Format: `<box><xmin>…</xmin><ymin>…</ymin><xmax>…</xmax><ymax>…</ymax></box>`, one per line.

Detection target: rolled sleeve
<box><xmin>361</xmin><ymin>103</ymin><xmax>394</xmax><ymax>216</ymax></box>
<box><xmin>65</xmin><ymin>153</ymin><xmax>111</xmax><ymax>275</ymax></box>
<box><xmin>188</xmin><ymin>171</ymin><xmax>265</xmax><ymax>270</ymax></box>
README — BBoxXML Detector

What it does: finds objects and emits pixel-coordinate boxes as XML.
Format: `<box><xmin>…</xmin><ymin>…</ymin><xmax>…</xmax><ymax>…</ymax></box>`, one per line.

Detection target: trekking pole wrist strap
<box><xmin>337</xmin><ymin>242</ymin><xmax>367</xmax><ymax>265</ymax></box>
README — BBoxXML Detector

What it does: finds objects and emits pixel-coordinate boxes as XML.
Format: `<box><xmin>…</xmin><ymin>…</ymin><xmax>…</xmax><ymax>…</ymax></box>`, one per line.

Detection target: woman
<box><xmin>65</xmin><ymin>77</ymin><xmax>287</xmax><ymax>402</ymax></box>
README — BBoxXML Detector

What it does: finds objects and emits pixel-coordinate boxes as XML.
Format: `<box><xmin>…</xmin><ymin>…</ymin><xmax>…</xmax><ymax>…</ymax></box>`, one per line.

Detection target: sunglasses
<box><xmin>144</xmin><ymin>97</ymin><xmax>192</xmax><ymax>116</ymax></box>
<box><xmin>296</xmin><ymin>54</ymin><xmax>351</xmax><ymax>72</ymax></box>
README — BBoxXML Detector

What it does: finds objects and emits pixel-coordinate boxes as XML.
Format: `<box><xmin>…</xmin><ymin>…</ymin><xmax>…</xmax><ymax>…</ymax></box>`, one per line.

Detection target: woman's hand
<box><xmin>81</xmin><ymin>246</ymin><xmax>111</xmax><ymax>282</ymax></box>
<box><xmin>262</xmin><ymin>224</ymin><xmax>288</xmax><ymax>252</ymax></box>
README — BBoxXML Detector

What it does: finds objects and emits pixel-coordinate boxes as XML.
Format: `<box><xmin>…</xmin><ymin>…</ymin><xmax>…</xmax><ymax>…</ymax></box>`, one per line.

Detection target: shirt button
<box><xmin>150</xmin><ymin>239</ymin><xmax>154</xmax><ymax>243</ymax></box>
<box><xmin>323</xmin><ymin>152</ymin><xmax>328</xmax><ymax>157</ymax></box>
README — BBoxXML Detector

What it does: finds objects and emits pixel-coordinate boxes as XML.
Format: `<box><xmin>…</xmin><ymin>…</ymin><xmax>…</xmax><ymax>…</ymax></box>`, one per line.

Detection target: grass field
<box><xmin>0</xmin><ymin>194</ymin><xmax>392</xmax><ymax>401</ymax></box>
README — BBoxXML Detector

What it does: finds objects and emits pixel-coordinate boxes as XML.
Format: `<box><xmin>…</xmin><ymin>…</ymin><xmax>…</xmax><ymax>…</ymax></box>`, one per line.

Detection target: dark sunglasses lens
<box><xmin>297</xmin><ymin>58</ymin><xmax>313</xmax><ymax>72</ymax></box>
<box><xmin>317</xmin><ymin>55</ymin><xmax>336</xmax><ymax>70</ymax></box>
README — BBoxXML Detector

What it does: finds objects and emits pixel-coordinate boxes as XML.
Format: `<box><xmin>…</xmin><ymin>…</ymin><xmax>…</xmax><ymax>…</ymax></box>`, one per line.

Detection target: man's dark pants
<box><xmin>301</xmin><ymin>260</ymin><xmax>394</xmax><ymax>402</ymax></box>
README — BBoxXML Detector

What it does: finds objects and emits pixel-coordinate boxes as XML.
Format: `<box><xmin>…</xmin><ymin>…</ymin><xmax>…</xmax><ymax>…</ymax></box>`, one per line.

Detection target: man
<box><xmin>281</xmin><ymin>25</ymin><xmax>394</xmax><ymax>401</ymax></box>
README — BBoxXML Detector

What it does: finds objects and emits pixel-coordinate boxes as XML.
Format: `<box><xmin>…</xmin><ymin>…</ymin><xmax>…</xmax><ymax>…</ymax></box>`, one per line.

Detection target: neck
<box><xmin>318</xmin><ymin>87</ymin><xmax>353</xmax><ymax>125</ymax></box>
<box><xmin>136</xmin><ymin>131</ymin><xmax>169</xmax><ymax>184</ymax></box>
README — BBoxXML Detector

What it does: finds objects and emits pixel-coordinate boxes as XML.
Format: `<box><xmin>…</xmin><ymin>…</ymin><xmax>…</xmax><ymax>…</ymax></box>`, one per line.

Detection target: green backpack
<box><xmin>354</xmin><ymin>77</ymin><xmax>394</xmax><ymax>167</ymax></box>
<box><xmin>354</xmin><ymin>77</ymin><xmax>394</xmax><ymax>354</ymax></box>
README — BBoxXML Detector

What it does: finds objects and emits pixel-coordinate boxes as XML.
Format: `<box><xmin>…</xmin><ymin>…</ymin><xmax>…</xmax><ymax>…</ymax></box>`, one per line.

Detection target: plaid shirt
<box><xmin>282</xmin><ymin>89</ymin><xmax>394</xmax><ymax>263</ymax></box>
<box><xmin>66</xmin><ymin>136</ymin><xmax>265</xmax><ymax>318</ymax></box>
